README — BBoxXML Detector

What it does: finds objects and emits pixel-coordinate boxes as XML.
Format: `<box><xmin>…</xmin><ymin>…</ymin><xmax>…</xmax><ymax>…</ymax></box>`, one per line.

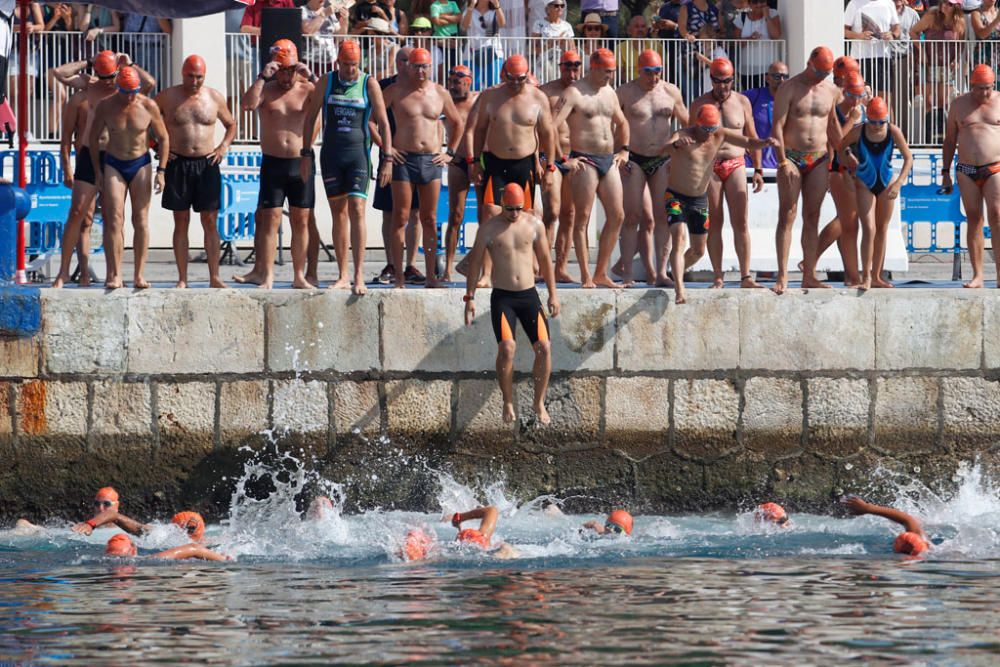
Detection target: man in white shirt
<box><xmin>844</xmin><ymin>0</ymin><xmax>900</xmax><ymax>100</ymax></box>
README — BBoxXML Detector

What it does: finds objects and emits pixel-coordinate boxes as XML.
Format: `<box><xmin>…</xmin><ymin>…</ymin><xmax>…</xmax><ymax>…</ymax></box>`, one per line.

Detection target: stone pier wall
<box><xmin>2</xmin><ymin>288</ymin><xmax>999</xmax><ymax>520</ymax></box>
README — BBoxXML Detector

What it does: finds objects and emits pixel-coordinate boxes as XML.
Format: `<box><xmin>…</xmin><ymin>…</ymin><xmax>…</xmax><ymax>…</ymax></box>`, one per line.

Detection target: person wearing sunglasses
<box><xmin>689</xmin><ymin>57</ymin><xmax>766</xmax><ymax>290</ymax></box>
<box><xmin>463</xmin><ymin>184</ymin><xmax>560</xmax><ymax>425</ymax></box>
<box><xmin>382</xmin><ymin>47</ymin><xmax>464</xmax><ymax>289</ymax></box>
<box><xmin>539</xmin><ymin>50</ymin><xmax>582</xmax><ymax>284</ymax></box>
<box><xmin>941</xmin><ymin>64</ymin><xmax>1000</xmax><ymax>289</ymax></box>
<box><xmin>770</xmin><ymin>45</ymin><xmax>843</xmax><ymax>295</ymax></box>
<box><xmin>741</xmin><ymin>60</ymin><xmax>788</xmax><ymax>176</ymax></box>
<box><xmin>662</xmin><ymin>104</ymin><xmax>777</xmax><ymax>305</ymax></box>
<box><xmin>838</xmin><ymin>96</ymin><xmax>912</xmax><ymax>290</ymax></box>
<box><xmin>615</xmin><ymin>49</ymin><xmax>688</xmax><ymax>288</ymax></box>
<box><xmin>470</xmin><ymin>54</ymin><xmax>557</xmax><ymax>222</ymax></box>
<box><xmin>552</xmin><ymin>48</ymin><xmax>628</xmax><ymax>288</ymax></box>
<box><xmin>581</xmin><ymin>509</ymin><xmax>634</xmax><ymax>536</ymax></box>
<box><xmin>70</xmin><ymin>487</ymin><xmax>149</xmax><ymax>536</ymax></box>
<box><xmin>442</xmin><ymin>65</ymin><xmax>479</xmax><ymax>283</ymax></box>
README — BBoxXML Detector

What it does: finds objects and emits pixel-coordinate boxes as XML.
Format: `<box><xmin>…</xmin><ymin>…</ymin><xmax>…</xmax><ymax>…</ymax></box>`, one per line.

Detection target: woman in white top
<box><xmin>461</xmin><ymin>0</ymin><xmax>505</xmax><ymax>90</ymax></box>
<box><xmin>531</xmin><ymin>0</ymin><xmax>572</xmax><ymax>81</ymax></box>
<box><xmin>301</xmin><ymin>0</ymin><xmax>349</xmax><ymax>75</ymax></box>
<box><xmin>732</xmin><ymin>0</ymin><xmax>781</xmax><ymax>91</ymax></box>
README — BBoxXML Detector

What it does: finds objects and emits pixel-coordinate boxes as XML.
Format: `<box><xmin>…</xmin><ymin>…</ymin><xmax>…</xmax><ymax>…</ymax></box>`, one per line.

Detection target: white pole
<box><xmin>778</xmin><ymin>0</ymin><xmax>845</xmax><ymax>73</ymax></box>
<box><xmin>171</xmin><ymin>14</ymin><xmax>229</xmax><ymax>142</ymax></box>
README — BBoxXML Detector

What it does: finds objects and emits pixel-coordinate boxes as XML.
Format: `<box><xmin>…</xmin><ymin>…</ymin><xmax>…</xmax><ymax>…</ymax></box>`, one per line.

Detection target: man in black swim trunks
<box><xmin>156</xmin><ymin>54</ymin><xmax>236</xmax><ymax>289</ymax></box>
<box><xmin>463</xmin><ymin>184</ymin><xmax>560</xmax><ymax>424</ymax></box>
<box><xmin>615</xmin><ymin>49</ymin><xmax>688</xmax><ymax>287</ymax></box>
<box><xmin>236</xmin><ymin>39</ymin><xmax>320</xmax><ymax>289</ymax></box>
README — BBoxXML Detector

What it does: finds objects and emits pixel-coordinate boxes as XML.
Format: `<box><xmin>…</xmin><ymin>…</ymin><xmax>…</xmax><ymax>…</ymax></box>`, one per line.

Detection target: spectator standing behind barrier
<box><xmin>383</xmin><ymin>0</ymin><xmax>409</xmax><ymax>34</ymax></box>
<box><xmin>844</xmin><ymin>0</ymin><xmax>899</xmax><ymax>103</ymax></box>
<box><xmin>117</xmin><ymin>12</ymin><xmax>170</xmax><ymax>94</ymax></box>
<box><xmin>970</xmin><ymin>0</ymin><xmax>1000</xmax><ymax>64</ymax></box>
<box><xmin>352</xmin><ymin>0</ymin><xmax>392</xmax><ymax>33</ymax></box>
<box><xmin>743</xmin><ymin>60</ymin><xmax>786</xmax><ymax>170</ymax></box>
<box><xmin>732</xmin><ymin>0</ymin><xmax>782</xmax><ymax>91</ymax></box>
<box><xmin>620</xmin><ymin>15</ymin><xmax>657</xmax><ymax>79</ymax></box>
<box><xmin>576</xmin><ymin>13</ymin><xmax>609</xmax><ymax>65</ymax></box>
<box><xmin>302</xmin><ymin>0</ymin><xmax>350</xmax><ymax>72</ymax></box>
<box><xmin>430</xmin><ymin>0</ymin><xmax>460</xmax><ymax>68</ymax></box>
<box><xmin>910</xmin><ymin>1</ymin><xmax>965</xmax><ymax>144</ymax></box>
<box><xmin>580</xmin><ymin>0</ymin><xmax>619</xmax><ymax>37</ymax></box>
<box><xmin>655</xmin><ymin>0</ymin><xmax>693</xmax><ymax>102</ymax></box>
<box><xmin>76</xmin><ymin>4</ymin><xmax>119</xmax><ymax>44</ymax></box>
<box><xmin>241</xmin><ymin>0</ymin><xmax>297</xmax><ymax>35</ymax></box>
<box><xmin>361</xmin><ymin>18</ymin><xmax>399</xmax><ymax>80</ymax></box>
<box><xmin>888</xmin><ymin>0</ymin><xmax>920</xmax><ymax>137</ymax></box>
<box><xmin>461</xmin><ymin>0</ymin><xmax>505</xmax><ymax>90</ymax></box>
<box><xmin>531</xmin><ymin>0</ymin><xmax>573</xmax><ymax>81</ymax></box>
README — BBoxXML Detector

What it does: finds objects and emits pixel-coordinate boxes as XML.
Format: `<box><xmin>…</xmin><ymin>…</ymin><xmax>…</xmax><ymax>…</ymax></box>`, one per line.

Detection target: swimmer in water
<box><xmin>170</xmin><ymin>511</ymin><xmax>206</xmax><ymax>543</ymax></box>
<box><xmin>105</xmin><ymin>534</ymin><xmax>229</xmax><ymax>561</ymax></box>
<box><xmin>581</xmin><ymin>509</ymin><xmax>634</xmax><ymax>536</ymax></box>
<box><xmin>305</xmin><ymin>496</ymin><xmax>335</xmax><ymax>521</ymax></box>
<box><xmin>842</xmin><ymin>495</ymin><xmax>929</xmax><ymax>556</ymax></box>
<box><xmin>450</xmin><ymin>505</ymin><xmax>519</xmax><ymax>559</ymax></box>
<box><xmin>755</xmin><ymin>502</ymin><xmax>791</xmax><ymax>528</ymax></box>
<box><xmin>66</xmin><ymin>487</ymin><xmax>148</xmax><ymax>536</ymax></box>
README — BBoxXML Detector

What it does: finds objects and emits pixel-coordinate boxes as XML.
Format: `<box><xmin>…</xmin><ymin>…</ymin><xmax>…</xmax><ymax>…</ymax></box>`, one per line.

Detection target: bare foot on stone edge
<box><xmin>740</xmin><ymin>276</ymin><xmax>764</xmax><ymax>289</ymax></box>
<box><xmin>964</xmin><ymin>277</ymin><xmax>984</xmax><ymax>288</ymax></box>
<box><xmin>133</xmin><ymin>278</ymin><xmax>151</xmax><ymax>289</ymax></box>
<box><xmin>175</xmin><ymin>280</ymin><xmax>187</xmax><ymax>289</ymax></box>
<box><xmin>873</xmin><ymin>277</ymin><xmax>894</xmax><ymax>288</ymax></box>
<box><xmin>329</xmin><ymin>277</ymin><xmax>351</xmax><ymax>290</ymax></box>
<box><xmin>292</xmin><ymin>277</ymin><xmax>317</xmax><ymax>289</ymax></box>
<box><xmin>771</xmin><ymin>279</ymin><xmax>787</xmax><ymax>295</ymax></box>
<box><xmin>234</xmin><ymin>271</ymin><xmax>265</xmax><ymax>285</ymax></box>
<box><xmin>655</xmin><ymin>274</ymin><xmax>675</xmax><ymax>288</ymax></box>
<box><xmin>534</xmin><ymin>403</ymin><xmax>551</xmax><ymax>426</ymax></box>
<box><xmin>502</xmin><ymin>402</ymin><xmax>516</xmax><ymax>423</ymax></box>
<box><xmin>801</xmin><ymin>276</ymin><xmax>830</xmax><ymax>289</ymax></box>
<box><xmin>210</xmin><ymin>277</ymin><xmax>228</xmax><ymax>288</ymax></box>
<box><xmin>352</xmin><ymin>282</ymin><xmax>368</xmax><ymax>296</ymax></box>
<box><xmin>710</xmin><ymin>277</ymin><xmax>724</xmax><ymax>289</ymax></box>
<box><xmin>592</xmin><ymin>274</ymin><xmax>621</xmax><ymax>289</ymax></box>
<box><xmin>555</xmin><ymin>270</ymin><xmax>577</xmax><ymax>284</ymax></box>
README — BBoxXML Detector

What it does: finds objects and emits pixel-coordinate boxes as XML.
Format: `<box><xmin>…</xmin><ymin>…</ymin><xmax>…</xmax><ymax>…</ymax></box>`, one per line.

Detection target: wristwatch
<box><xmin>463</xmin><ymin>293</ymin><xmax>474</xmax><ymax>302</ymax></box>
<box><xmin>547</xmin><ymin>163</ymin><xmax>557</xmax><ymax>172</ymax></box>
<box><xmin>446</xmin><ymin>147</ymin><xmax>456</xmax><ymax>158</ymax></box>
<box><xmin>300</xmin><ymin>148</ymin><xmax>314</xmax><ymax>157</ymax></box>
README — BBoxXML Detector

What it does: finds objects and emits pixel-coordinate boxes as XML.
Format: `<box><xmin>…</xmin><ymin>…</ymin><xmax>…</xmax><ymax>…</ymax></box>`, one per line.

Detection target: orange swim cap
<box><xmin>560</xmin><ymin>49</ymin><xmax>582</xmax><ymax>65</ymax></box>
<box><xmin>171</xmin><ymin>511</ymin><xmax>206</xmax><ymax>542</ymax></box>
<box><xmin>410</xmin><ymin>47</ymin><xmax>432</xmax><ymax>66</ymax></box>
<box><xmin>501</xmin><ymin>183</ymin><xmax>525</xmax><ymax>207</ymax></box>
<box><xmin>106</xmin><ymin>533</ymin><xmax>136</xmax><ymax>557</ymax></box>
<box><xmin>116</xmin><ymin>66</ymin><xmax>141</xmax><ymax>93</ymax></box>
<box><xmin>755</xmin><ymin>502</ymin><xmax>787</xmax><ymax>523</ymax></box>
<box><xmin>95</xmin><ymin>487</ymin><xmax>119</xmax><ymax>504</ymax></box>
<box><xmin>843</xmin><ymin>72</ymin><xmax>866</xmax><ymax>97</ymax></box>
<box><xmin>809</xmin><ymin>46</ymin><xmax>835</xmax><ymax>74</ymax></box>
<box><xmin>972</xmin><ymin>63</ymin><xmax>996</xmax><ymax>86</ymax></box>
<box><xmin>93</xmin><ymin>50</ymin><xmax>118</xmax><ymax>78</ymax></box>
<box><xmin>866</xmin><ymin>96</ymin><xmax>889</xmax><ymax>121</ymax></box>
<box><xmin>833</xmin><ymin>55</ymin><xmax>860</xmax><ymax>79</ymax></box>
<box><xmin>710</xmin><ymin>58</ymin><xmax>734</xmax><ymax>79</ymax></box>
<box><xmin>504</xmin><ymin>54</ymin><xmax>529</xmax><ymax>78</ymax></box>
<box><xmin>182</xmin><ymin>54</ymin><xmax>206</xmax><ymax>76</ymax></box>
<box><xmin>591</xmin><ymin>48</ymin><xmax>616</xmax><ymax>70</ymax></box>
<box><xmin>696</xmin><ymin>104</ymin><xmax>721</xmax><ymax>129</ymax></box>
<box><xmin>894</xmin><ymin>531</ymin><xmax>929</xmax><ymax>555</ymax></box>
<box><xmin>338</xmin><ymin>40</ymin><xmax>361</xmax><ymax>64</ymax></box>
<box><xmin>403</xmin><ymin>528</ymin><xmax>434</xmax><ymax>561</ymax></box>
<box><xmin>638</xmin><ymin>49</ymin><xmax>662</xmax><ymax>69</ymax></box>
<box><xmin>457</xmin><ymin>528</ymin><xmax>490</xmax><ymax>548</ymax></box>
<box><xmin>606</xmin><ymin>509</ymin><xmax>634</xmax><ymax>535</ymax></box>
<box><xmin>270</xmin><ymin>39</ymin><xmax>298</xmax><ymax>67</ymax></box>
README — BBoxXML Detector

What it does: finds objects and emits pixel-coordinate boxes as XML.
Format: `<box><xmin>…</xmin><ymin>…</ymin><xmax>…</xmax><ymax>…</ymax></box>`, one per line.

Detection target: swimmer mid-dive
<box><xmin>105</xmin><ymin>534</ymin><xmax>229</xmax><ymax>561</ymax></box>
<box><xmin>842</xmin><ymin>495</ymin><xmax>929</xmax><ymax>556</ymax></box>
<box><xmin>581</xmin><ymin>509</ymin><xmax>634</xmax><ymax>536</ymax></box>
<box><xmin>450</xmin><ymin>505</ymin><xmax>519</xmax><ymax>559</ymax></box>
<box><xmin>755</xmin><ymin>502</ymin><xmax>791</xmax><ymax>528</ymax></box>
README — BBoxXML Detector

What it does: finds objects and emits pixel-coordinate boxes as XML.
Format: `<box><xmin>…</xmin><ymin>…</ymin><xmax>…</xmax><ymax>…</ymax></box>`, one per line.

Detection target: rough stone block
<box><xmin>332</xmin><ymin>381</ymin><xmax>381</xmax><ymax>438</ymax></box>
<box><xmin>807</xmin><ymin>378</ymin><xmax>870</xmax><ymax>458</ymax></box>
<box><xmin>40</xmin><ymin>381</ymin><xmax>88</xmax><ymax>436</ymax></box>
<box><xmin>873</xmin><ymin>377</ymin><xmax>939</xmax><ymax>455</ymax></box>
<box><xmin>219</xmin><ymin>381</ymin><xmax>268</xmax><ymax>442</ymax></box>
<box><xmin>517</xmin><ymin>376</ymin><xmax>602</xmax><ymax>448</ymax></box>
<box><xmin>770</xmin><ymin>454</ymin><xmax>838</xmax><ymax>509</ymax></box>
<box><xmin>616</xmin><ymin>290</ymin><xmax>740</xmax><ymax>371</ymax></box>
<box><xmin>91</xmin><ymin>380</ymin><xmax>152</xmax><ymax>436</ymax></box>
<box><xmin>385</xmin><ymin>379</ymin><xmax>451</xmax><ymax>440</ymax></box>
<box><xmin>382</xmin><ymin>291</ymin><xmax>488</xmax><ymax>372</ymax></box>
<box><xmin>985</xmin><ymin>297</ymin><xmax>1000</xmax><ymax>370</ymax></box>
<box><xmin>14</xmin><ymin>380</ymin><xmax>46</xmax><ymax>436</ymax></box>
<box><xmin>604</xmin><ymin>376</ymin><xmax>670</xmax><ymax>456</ymax></box>
<box><xmin>454</xmin><ymin>379</ymin><xmax>515</xmax><ymax>446</ymax></box>
<box><xmin>633</xmin><ymin>451</ymin><xmax>705</xmax><ymax>512</ymax></box>
<box><xmin>272</xmin><ymin>379</ymin><xmax>329</xmax><ymax>434</ymax></box>
<box><xmin>553</xmin><ymin>448</ymin><xmax>634</xmax><ymax>506</ymax></box>
<box><xmin>673</xmin><ymin>378</ymin><xmax>741</xmax><ymax>463</ymax></box>
<box><xmin>741</xmin><ymin>292</ymin><xmax>875</xmax><ymax>370</ymax></box>
<box><xmin>703</xmin><ymin>451</ymin><xmax>772</xmax><ymax>506</ymax></box>
<box><xmin>127</xmin><ymin>291</ymin><xmax>264</xmax><ymax>375</ymax></box>
<box><xmin>742</xmin><ymin>378</ymin><xmax>803</xmax><ymax>457</ymax></box>
<box><xmin>546</xmin><ymin>290</ymin><xmax>616</xmax><ymax>372</ymax></box>
<box><xmin>942</xmin><ymin>377</ymin><xmax>1000</xmax><ymax>453</ymax></box>
<box><xmin>42</xmin><ymin>291</ymin><xmax>127</xmax><ymax>374</ymax></box>
<box><xmin>267</xmin><ymin>291</ymin><xmax>380</xmax><ymax>373</ymax></box>
<box><xmin>876</xmin><ymin>293</ymin><xmax>982</xmax><ymax>370</ymax></box>
<box><xmin>0</xmin><ymin>382</ymin><xmax>11</xmax><ymax>436</ymax></box>
<box><xmin>0</xmin><ymin>336</ymin><xmax>39</xmax><ymax>378</ymax></box>
<box><xmin>156</xmin><ymin>382</ymin><xmax>216</xmax><ymax>454</ymax></box>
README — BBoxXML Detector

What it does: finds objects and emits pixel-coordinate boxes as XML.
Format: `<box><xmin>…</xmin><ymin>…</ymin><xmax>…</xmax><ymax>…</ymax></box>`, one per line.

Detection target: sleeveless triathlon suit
<box><xmin>320</xmin><ymin>71</ymin><xmax>373</xmax><ymax>199</ymax></box>
<box><xmin>854</xmin><ymin>127</ymin><xmax>894</xmax><ymax>196</ymax></box>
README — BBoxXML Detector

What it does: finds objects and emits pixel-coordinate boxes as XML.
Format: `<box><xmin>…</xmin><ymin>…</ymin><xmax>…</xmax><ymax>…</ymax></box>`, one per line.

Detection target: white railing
<box><xmin>845</xmin><ymin>38</ymin><xmax>1000</xmax><ymax>148</ymax></box>
<box><xmin>226</xmin><ymin>34</ymin><xmax>786</xmax><ymax>144</ymax></box>
<box><xmin>7</xmin><ymin>30</ymin><xmax>172</xmax><ymax>144</ymax></box>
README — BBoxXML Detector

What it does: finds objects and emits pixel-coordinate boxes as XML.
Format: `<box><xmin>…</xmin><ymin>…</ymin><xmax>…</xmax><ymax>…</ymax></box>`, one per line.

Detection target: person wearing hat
<box><xmin>577</xmin><ymin>12</ymin><xmax>609</xmax><ymax>39</ymax></box>
<box><xmin>579</xmin><ymin>0</ymin><xmax>619</xmax><ymax>38</ymax></box>
<box><xmin>581</xmin><ymin>509</ymin><xmax>634</xmax><ymax>536</ymax></box>
<box><xmin>841</xmin><ymin>496</ymin><xmax>930</xmax><ymax>557</ymax></box>
<box><xmin>104</xmin><ymin>533</ymin><xmax>229</xmax><ymax>561</ymax></box>
<box><xmin>68</xmin><ymin>487</ymin><xmax>149</xmax><ymax>536</ymax></box>
<box><xmin>410</xmin><ymin>15</ymin><xmax>433</xmax><ymax>35</ymax></box>
<box><xmin>661</xmin><ymin>104</ymin><xmax>777</xmax><ymax>304</ymax></box>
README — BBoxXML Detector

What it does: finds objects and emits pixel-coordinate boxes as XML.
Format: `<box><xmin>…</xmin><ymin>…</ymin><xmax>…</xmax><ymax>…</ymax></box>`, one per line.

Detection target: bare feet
<box><xmin>801</xmin><ymin>276</ymin><xmax>831</xmax><ymax>289</ymax></box>
<box><xmin>610</xmin><ymin>259</ymin><xmax>624</xmax><ymax>279</ymax></box>
<box><xmin>621</xmin><ymin>277</ymin><xmax>636</xmax><ymax>288</ymax></box>
<box><xmin>534</xmin><ymin>402</ymin><xmax>551</xmax><ymax>426</ymax></box>
<box><xmin>796</xmin><ymin>260</ymin><xmax>805</xmax><ymax>273</ymax></box>
<box><xmin>328</xmin><ymin>277</ymin><xmax>351</xmax><ymax>290</ymax></box>
<box><xmin>292</xmin><ymin>277</ymin><xmax>318</xmax><ymax>289</ymax></box>
<box><xmin>739</xmin><ymin>276</ymin><xmax>764</xmax><ymax>289</ymax></box>
<box><xmin>306</xmin><ymin>274</ymin><xmax>319</xmax><ymax>286</ymax></box>
<box><xmin>591</xmin><ymin>273</ymin><xmax>621</xmax><ymax>289</ymax></box>
<box><xmin>352</xmin><ymin>282</ymin><xmax>367</xmax><ymax>296</ymax></box>
<box><xmin>425</xmin><ymin>278</ymin><xmax>447</xmax><ymax>288</ymax></box>
<box><xmin>555</xmin><ymin>269</ymin><xmax>576</xmax><ymax>284</ymax></box>
<box><xmin>771</xmin><ymin>279</ymin><xmax>787</xmax><ymax>295</ymax></box>
<box><xmin>209</xmin><ymin>277</ymin><xmax>227</xmax><ymax>288</ymax></box>
<box><xmin>234</xmin><ymin>270</ymin><xmax>265</xmax><ymax>285</ymax></box>
<box><xmin>52</xmin><ymin>275</ymin><xmax>66</xmax><ymax>289</ymax></box>
<box><xmin>857</xmin><ymin>280</ymin><xmax>871</xmax><ymax>291</ymax></box>
<box><xmin>79</xmin><ymin>273</ymin><xmax>91</xmax><ymax>287</ymax></box>
<box><xmin>710</xmin><ymin>277</ymin><xmax>725</xmax><ymax>289</ymax></box>
<box><xmin>963</xmin><ymin>276</ymin><xmax>983</xmax><ymax>289</ymax></box>
<box><xmin>105</xmin><ymin>280</ymin><xmax>123</xmax><ymax>290</ymax></box>
<box><xmin>502</xmin><ymin>402</ymin><xmax>516</xmax><ymax>423</ymax></box>
<box><xmin>134</xmin><ymin>277</ymin><xmax>151</xmax><ymax>289</ymax></box>
<box><xmin>256</xmin><ymin>280</ymin><xmax>274</xmax><ymax>289</ymax></box>
<box><xmin>655</xmin><ymin>273</ymin><xmax>675</xmax><ymax>287</ymax></box>
<box><xmin>872</xmin><ymin>276</ymin><xmax>894</xmax><ymax>288</ymax></box>
<box><xmin>675</xmin><ymin>289</ymin><xmax>687</xmax><ymax>305</ymax></box>
<box><xmin>442</xmin><ymin>271</ymin><xmax>452</xmax><ymax>283</ymax></box>
<box><xmin>175</xmin><ymin>280</ymin><xmax>187</xmax><ymax>289</ymax></box>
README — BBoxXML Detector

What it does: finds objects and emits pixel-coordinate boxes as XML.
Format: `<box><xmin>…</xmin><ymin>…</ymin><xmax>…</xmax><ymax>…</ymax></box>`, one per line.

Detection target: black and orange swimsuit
<box><xmin>956</xmin><ymin>161</ymin><xmax>1000</xmax><ymax>188</ymax></box>
<box><xmin>490</xmin><ymin>287</ymin><xmax>549</xmax><ymax>345</ymax></box>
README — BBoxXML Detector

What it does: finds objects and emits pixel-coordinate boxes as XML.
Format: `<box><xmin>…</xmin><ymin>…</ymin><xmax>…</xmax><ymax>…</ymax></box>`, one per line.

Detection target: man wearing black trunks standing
<box><xmin>236</xmin><ymin>39</ymin><xmax>319</xmax><ymax>289</ymax></box>
<box><xmin>470</xmin><ymin>54</ymin><xmax>557</xmax><ymax>219</ymax></box>
<box><xmin>382</xmin><ymin>47</ymin><xmax>464</xmax><ymax>289</ymax></box>
<box><xmin>552</xmin><ymin>48</ymin><xmax>629</xmax><ymax>288</ymax></box>
<box><xmin>463</xmin><ymin>184</ymin><xmax>560</xmax><ymax>425</ymax></box>
<box><xmin>941</xmin><ymin>64</ymin><xmax>1000</xmax><ymax>288</ymax></box>
<box><xmin>615</xmin><ymin>49</ymin><xmax>687</xmax><ymax>287</ymax></box>
<box><xmin>88</xmin><ymin>66</ymin><xmax>169</xmax><ymax>290</ymax></box>
<box><xmin>771</xmin><ymin>45</ymin><xmax>842</xmax><ymax>295</ymax></box>
<box><xmin>301</xmin><ymin>40</ymin><xmax>393</xmax><ymax>295</ymax></box>
<box><xmin>156</xmin><ymin>55</ymin><xmax>236</xmax><ymax>289</ymax></box>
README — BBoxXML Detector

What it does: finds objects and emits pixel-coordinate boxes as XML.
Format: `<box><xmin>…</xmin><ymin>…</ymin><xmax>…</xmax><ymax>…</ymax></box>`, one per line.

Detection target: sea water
<box><xmin>4</xmin><ymin>456</ymin><xmax>1000</xmax><ymax>665</ymax></box>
